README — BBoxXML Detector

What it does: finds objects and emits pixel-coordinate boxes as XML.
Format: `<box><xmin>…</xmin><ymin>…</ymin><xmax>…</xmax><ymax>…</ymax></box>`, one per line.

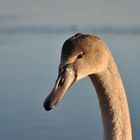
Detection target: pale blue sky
<box><xmin>0</xmin><ymin>0</ymin><xmax>140</xmax><ymax>26</ymax></box>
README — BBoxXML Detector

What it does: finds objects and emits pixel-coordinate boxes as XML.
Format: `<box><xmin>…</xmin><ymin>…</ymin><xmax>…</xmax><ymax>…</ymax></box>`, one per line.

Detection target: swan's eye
<box><xmin>77</xmin><ymin>52</ymin><xmax>84</xmax><ymax>59</ymax></box>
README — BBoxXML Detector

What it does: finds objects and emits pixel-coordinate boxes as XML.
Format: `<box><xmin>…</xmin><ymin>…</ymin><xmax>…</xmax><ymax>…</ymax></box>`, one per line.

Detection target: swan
<box><xmin>43</xmin><ymin>33</ymin><xmax>132</xmax><ymax>140</ymax></box>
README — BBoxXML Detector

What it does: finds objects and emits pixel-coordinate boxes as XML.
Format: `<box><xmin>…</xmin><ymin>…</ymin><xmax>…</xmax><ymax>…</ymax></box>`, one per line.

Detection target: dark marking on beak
<box><xmin>43</xmin><ymin>66</ymin><xmax>76</xmax><ymax>111</ymax></box>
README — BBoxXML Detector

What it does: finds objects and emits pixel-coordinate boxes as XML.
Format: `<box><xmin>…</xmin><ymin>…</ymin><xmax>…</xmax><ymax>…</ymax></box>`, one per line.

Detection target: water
<box><xmin>0</xmin><ymin>25</ymin><xmax>140</xmax><ymax>140</ymax></box>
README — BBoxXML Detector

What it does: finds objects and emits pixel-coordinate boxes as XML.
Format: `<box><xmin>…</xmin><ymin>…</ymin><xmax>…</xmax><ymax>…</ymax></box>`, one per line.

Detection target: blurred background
<box><xmin>0</xmin><ymin>0</ymin><xmax>140</xmax><ymax>140</ymax></box>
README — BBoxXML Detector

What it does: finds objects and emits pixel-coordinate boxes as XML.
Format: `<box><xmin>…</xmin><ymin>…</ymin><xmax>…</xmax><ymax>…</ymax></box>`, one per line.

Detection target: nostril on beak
<box><xmin>58</xmin><ymin>78</ymin><xmax>65</xmax><ymax>87</ymax></box>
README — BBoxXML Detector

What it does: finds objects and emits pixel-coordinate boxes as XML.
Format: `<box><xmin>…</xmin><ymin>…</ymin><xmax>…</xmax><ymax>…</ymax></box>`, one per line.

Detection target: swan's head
<box><xmin>44</xmin><ymin>33</ymin><xmax>109</xmax><ymax>111</ymax></box>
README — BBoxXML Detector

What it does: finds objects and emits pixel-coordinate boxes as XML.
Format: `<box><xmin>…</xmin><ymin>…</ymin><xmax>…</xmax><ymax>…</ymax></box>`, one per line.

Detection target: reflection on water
<box><xmin>0</xmin><ymin>26</ymin><xmax>140</xmax><ymax>140</ymax></box>
<box><xmin>1</xmin><ymin>25</ymin><xmax>140</xmax><ymax>35</ymax></box>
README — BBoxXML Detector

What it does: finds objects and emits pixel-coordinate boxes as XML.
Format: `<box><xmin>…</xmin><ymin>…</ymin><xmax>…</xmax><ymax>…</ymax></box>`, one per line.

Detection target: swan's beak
<box><xmin>43</xmin><ymin>68</ymin><xmax>76</xmax><ymax>111</ymax></box>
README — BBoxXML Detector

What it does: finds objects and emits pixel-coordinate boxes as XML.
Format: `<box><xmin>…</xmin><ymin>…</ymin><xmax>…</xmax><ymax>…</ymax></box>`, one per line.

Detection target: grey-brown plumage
<box><xmin>44</xmin><ymin>33</ymin><xmax>132</xmax><ymax>140</ymax></box>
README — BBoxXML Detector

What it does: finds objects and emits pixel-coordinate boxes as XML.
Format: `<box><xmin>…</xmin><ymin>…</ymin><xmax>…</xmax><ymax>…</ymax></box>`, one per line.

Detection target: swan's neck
<box><xmin>89</xmin><ymin>56</ymin><xmax>132</xmax><ymax>140</ymax></box>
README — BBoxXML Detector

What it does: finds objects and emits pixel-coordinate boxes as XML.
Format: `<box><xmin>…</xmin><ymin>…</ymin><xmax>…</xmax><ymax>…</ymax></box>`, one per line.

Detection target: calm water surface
<box><xmin>0</xmin><ymin>27</ymin><xmax>140</xmax><ymax>140</ymax></box>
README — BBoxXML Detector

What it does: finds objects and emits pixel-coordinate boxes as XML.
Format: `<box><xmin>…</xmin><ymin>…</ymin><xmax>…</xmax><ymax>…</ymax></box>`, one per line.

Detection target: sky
<box><xmin>0</xmin><ymin>0</ymin><xmax>140</xmax><ymax>26</ymax></box>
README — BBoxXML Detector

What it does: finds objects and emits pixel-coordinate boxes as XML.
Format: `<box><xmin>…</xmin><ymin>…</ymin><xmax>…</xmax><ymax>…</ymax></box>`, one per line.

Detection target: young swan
<box><xmin>44</xmin><ymin>33</ymin><xmax>132</xmax><ymax>140</ymax></box>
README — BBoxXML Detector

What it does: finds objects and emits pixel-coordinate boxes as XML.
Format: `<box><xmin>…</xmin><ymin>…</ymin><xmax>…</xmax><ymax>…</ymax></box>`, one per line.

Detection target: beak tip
<box><xmin>43</xmin><ymin>100</ymin><xmax>55</xmax><ymax>111</ymax></box>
